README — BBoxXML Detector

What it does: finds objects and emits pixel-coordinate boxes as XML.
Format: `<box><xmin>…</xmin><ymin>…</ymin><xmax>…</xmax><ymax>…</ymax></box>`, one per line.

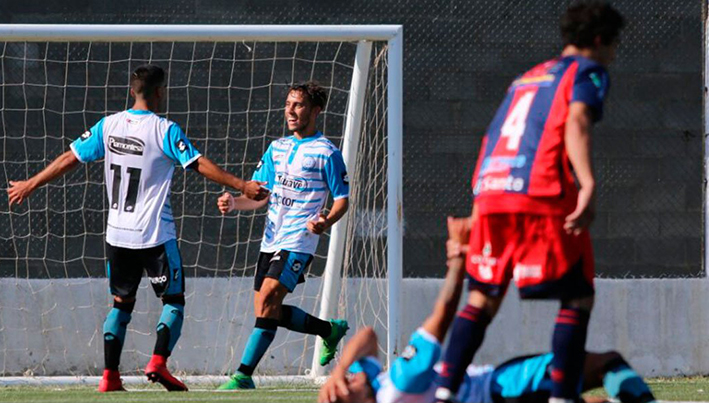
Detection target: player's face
<box><xmin>337</xmin><ymin>373</ymin><xmax>375</xmax><ymax>403</ymax></box>
<box><xmin>285</xmin><ymin>90</ymin><xmax>320</xmax><ymax>133</ymax></box>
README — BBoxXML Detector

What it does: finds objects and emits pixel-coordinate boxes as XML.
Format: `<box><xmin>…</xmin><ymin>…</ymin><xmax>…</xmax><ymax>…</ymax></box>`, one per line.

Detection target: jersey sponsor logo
<box><xmin>302</xmin><ymin>156</ymin><xmax>316</xmax><ymax>169</ymax></box>
<box><xmin>176</xmin><ymin>139</ymin><xmax>187</xmax><ymax>152</ymax></box>
<box><xmin>511</xmin><ymin>74</ymin><xmax>555</xmax><ymax>88</ymax></box>
<box><xmin>342</xmin><ymin>172</ymin><xmax>349</xmax><ymax>185</ymax></box>
<box><xmin>80</xmin><ymin>131</ymin><xmax>92</xmax><ymax>140</ymax></box>
<box><xmin>125</xmin><ymin>118</ymin><xmax>139</xmax><ymax>125</ymax></box>
<box><xmin>256</xmin><ymin>160</ymin><xmax>264</xmax><ymax>170</ymax></box>
<box><xmin>471</xmin><ymin>242</ymin><xmax>496</xmax><ymax>281</ymax></box>
<box><xmin>108</xmin><ymin>136</ymin><xmax>145</xmax><ymax>156</ymax></box>
<box><xmin>272</xmin><ymin>192</ymin><xmax>296</xmax><ymax>207</ymax></box>
<box><xmin>479</xmin><ymin>156</ymin><xmax>527</xmax><ymax>175</ymax></box>
<box><xmin>473</xmin><ymin>175</ymin><xmax>525</xmax><ymax>195</ymax></box>
<box><xmin>513</xmin><ymin>263</ymin><xmax>542</xmax><ymax>281</ymax></box>
<box><xmin>149</xmin><ymin>275</ymin><xmax>168</xmax><ymax>284</ymax></box>
<box><xmin>401</xmin><ymin>344</ymin><xmax>417</xmax><ymax>361</ymax></box>
<box><xmin>276</xmin><ymin>173</ymin><xmax>307</xmax><ymax>192</ymax></box>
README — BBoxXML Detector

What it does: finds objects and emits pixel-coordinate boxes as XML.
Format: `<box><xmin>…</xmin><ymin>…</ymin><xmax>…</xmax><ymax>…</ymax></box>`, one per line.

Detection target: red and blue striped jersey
<box><xmin>472</xmin><ymin>55</ymin><xmax>609</xmax><ymax>215</ymax></box>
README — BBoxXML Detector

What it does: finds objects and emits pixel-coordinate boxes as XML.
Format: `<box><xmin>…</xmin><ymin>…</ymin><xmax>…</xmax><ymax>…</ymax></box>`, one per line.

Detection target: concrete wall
<box><xmin>0</xmin><ymin>277</ymin><xmax>705</xmax><ymax>377</ymax></box>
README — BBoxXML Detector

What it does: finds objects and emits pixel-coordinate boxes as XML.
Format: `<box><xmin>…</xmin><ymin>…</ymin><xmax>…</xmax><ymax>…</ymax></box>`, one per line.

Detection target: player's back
<box><xmin>472</xmin><ymin>55</ymin><xmax>609</xmax><ymax>216</ymax></box>
<box><xmin>71</xmin><ymin>109</ymin><xmax>201</xmax><ymax>249</ymax></box>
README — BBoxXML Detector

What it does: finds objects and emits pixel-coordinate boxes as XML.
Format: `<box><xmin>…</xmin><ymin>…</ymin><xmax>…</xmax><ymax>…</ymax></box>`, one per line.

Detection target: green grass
<box><xmin>4</xmin><ymin>378</ymin><xmax>709</xmax><ymax>403</ymax></box>
<box><xmin>0</xmin><ymin>384</ymin><xmax>318</xmax><ymax>403</ymax></box>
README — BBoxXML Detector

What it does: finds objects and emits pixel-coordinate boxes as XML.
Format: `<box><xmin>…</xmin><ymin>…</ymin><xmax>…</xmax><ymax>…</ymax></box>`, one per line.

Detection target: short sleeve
<box><xmin>162</xmin><ymin>123</ymin><xmax>202</xmax><ymax>168</ymax></box>
<box><xmin>252</xmin><ymin>144</ymin><xmax>276</xmax><ymax>191</ymax></box>
<box><xmin>70</xmin><ymin>118</ymin><xmax>105</xmax><ymax>163</ymax></box>
<box><xmin>323</xmin><ymin>150</ymin><xmax>349</xmax><ymax>200</ymax></box>
<box><xmin>571</xmin><ymin>65</ymin><xmax>610</xmax><ymax>122</ymax></box>
<box><xmin>389</xmin><ymin>328</ymin><xmax>441</xmax><ymax>394</ymax></box>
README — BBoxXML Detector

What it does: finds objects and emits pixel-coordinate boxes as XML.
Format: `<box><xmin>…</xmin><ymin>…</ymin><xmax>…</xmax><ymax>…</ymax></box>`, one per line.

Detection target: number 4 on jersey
<box><xmin>500</xmin><ymin>91</ymin><xmax>536</xmax><ymax>151</ymax></box>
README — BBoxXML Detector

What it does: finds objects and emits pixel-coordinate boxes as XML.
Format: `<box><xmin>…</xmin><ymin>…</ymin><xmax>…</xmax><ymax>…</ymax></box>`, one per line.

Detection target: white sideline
<box><xmin>0</xmin><ymin>375</ymin><xmax>326</xmax><ymax>387</ymax></box>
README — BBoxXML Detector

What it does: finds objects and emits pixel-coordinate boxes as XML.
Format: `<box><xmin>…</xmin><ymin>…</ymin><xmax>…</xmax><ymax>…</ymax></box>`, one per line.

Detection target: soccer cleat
<box><xmin>217</xmin><ymin>372</ymin><xmax>256</xmax><ymax>390</ymax></box>
<box><xmin>319</xmin><ymin>319</ymin><xmax>349</xmax><ymax>366</ymax></box>
<box><xmin>145</xmin><ymin>354</ymin><xmax>188</xmax><ymax>392</ymax></box>
<box><xmin>98</xmin><ymin>369</ymin><xmax>126</xmax><ymax>392</ymax></box>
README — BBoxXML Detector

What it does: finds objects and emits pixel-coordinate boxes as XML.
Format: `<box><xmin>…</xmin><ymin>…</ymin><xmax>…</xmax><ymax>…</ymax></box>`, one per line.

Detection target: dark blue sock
<box><xmin>280</xmin><ymin>305</ymin><xmax>331</xmax><ymax>338</ymax></box>
<box><xmin>603</xmin><ymin>358</ymin><xmax>656</xmax><ymax>403</ymax></box>
<box><xmin>237</xmin><ymin>318</ymin><xmax>278</xmax><ymax>376</ymax></box>
<box><xmin>437</xmin><ymin>304</ymin><xmax>491</xmax><ymax>393</ymax></box>
<box><xmin>551</xmin><ymin>307</ymin><xmax>590</xmax><ymax>399</ymax></box>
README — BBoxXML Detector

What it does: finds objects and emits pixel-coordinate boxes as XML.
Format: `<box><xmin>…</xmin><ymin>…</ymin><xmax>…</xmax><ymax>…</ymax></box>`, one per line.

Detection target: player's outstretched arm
<box><xmin>319</xmin><ymin>326</ymin><xmax>378</xmax><ymax>403</ymax></box>
<box><xmin>565</xmin><ymin>102</ymin><xmax>596</xmax><ymax>235</ymax></box>
<box><xmin>217</xmin><ymin>192</ymin><xmax>268</xmax><ymax>214</ymax></box>
<box><xmin>421</xmin><ymin>216</ymin><xmax>468</xmax><ymax>342</ymax></box>
<box><xmin>308</xmin><ymin>197</ymin><xmax>349</xmax><ymax>235</ymax></box>
<box><xmin>7</xmin><ymin>150</ymin><xmax>80</xmax><ymax>206</ymax></box>
<box><xmin>190</xmin><ymin>156</ymin><xmax>268</xmax><ymax>200</ymax></box>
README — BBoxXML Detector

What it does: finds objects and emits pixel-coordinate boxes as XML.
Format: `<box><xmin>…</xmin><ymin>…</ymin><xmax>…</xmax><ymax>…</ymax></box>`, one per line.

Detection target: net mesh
<box><xmin>0</xmin><ymin>39</ymin><xmax>390</xmax><ymax>376</ymax></box>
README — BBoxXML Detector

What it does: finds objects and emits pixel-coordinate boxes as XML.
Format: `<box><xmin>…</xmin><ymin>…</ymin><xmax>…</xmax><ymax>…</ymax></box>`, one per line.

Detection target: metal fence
<box><xmin>0</xmin><ymin>0</ymin><xmax>703</xmax><ymax>278</ymax></box>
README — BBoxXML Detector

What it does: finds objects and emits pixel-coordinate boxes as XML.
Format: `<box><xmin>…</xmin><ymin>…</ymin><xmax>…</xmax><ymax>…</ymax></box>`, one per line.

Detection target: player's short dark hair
<box><xmin>560</xmin><ymin>1</ymin><xmax>625</xmax><ymax>48</ymax></box>
<box><xmin>288</xmin><ymin>81</ymin><xmax>328</xmax><ymax>109</ymax></box>
<box><xmin>130</xmin><ymin>64</ymin><xmax>165</xmax><ymax>98</ymax></box>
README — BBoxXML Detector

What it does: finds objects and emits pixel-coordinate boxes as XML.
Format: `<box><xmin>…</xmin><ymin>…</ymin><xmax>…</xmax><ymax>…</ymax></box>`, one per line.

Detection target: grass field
<box><xmin>2</xmin><ymin>378</ymin><xmax>709</xmax><ymax>403</ymax></box>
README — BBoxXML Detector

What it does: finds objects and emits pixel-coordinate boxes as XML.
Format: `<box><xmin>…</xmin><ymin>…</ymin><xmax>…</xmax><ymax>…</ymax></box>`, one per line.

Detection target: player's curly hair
<box><xmin>560</xmin><ymin>1</ymin><xmax>625</xmax><ymax>48</ymax></box>
<box><xmin>288</xmin><ymin>81</ymin><xmax>328</xmax><ymax>109</ymax></box>
<box><xmin>130</xmin><ymin>64</ymin><xmax>165</xmax><ymax>98</ymax></box>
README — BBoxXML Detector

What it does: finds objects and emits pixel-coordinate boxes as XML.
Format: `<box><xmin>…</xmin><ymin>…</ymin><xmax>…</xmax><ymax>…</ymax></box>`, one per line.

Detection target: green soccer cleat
<box><xmin>217</xmin><ymin>373</ymin><xmax>255</xmax><ymax>390</ymax></box>
<box><xmin>319</xmin><ymin>319</ymin><xmax>349</xmax><ymax>366</ymax></box>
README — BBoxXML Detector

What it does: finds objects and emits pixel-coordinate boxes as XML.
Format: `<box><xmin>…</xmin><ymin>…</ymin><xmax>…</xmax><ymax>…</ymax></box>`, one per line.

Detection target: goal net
<box><xmin>0</xmin><ymin>25</ymin><xmax>402</xmax><ymax>380</ymax></box>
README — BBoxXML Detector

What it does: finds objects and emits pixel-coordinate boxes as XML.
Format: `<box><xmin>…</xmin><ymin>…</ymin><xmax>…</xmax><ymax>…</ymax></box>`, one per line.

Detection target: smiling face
<box><xmin>284</xmin><ymin>89</ymin><xmax>320</xmax><ymax>136</ymax></box>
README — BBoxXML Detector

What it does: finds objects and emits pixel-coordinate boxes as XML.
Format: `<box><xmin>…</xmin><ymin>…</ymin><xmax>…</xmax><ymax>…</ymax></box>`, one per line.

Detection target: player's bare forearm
<box><xmin>325</xmin><ymin>197</ymin><xmax>348</xmax><ymax>228</ymax></box>
<box><xmin>233</xmin><ymin>195</ymin><xmax>268</xmax><ymax>211</ymax></box>
<box><xmin>565</xmin><ymin>102</ymin><xmax>596</xmax><ymax>193</ymax></box>
<box><xmin>421</xmin><ymin>254</ymin><xmax>465</xmax><ymax>341</ymax></box>
<box><xmin>333</xmin><ymin>326</ymin><xmax>379</xmax><ymax>374</ymax></box>
<box><xmin>191</xmin><ymin>156</ymin><xmax>246</xmax><ymax>191</ymax></box>
<box><xmin>7</xmin><ymin>150</ymin><xmax>79</xmax><ymax>205</ymax></box>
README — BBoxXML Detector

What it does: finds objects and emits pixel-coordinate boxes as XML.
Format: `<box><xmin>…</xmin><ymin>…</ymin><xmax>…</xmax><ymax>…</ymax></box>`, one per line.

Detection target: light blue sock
<box><xmin>103</xmin><ymin>308</ymin><xmax>131</xmax><ymax>344</ymax></box>
<box><xmin>154</xmin><ymin>303</ymin><xmax>184</xmax><ymax>355</ymax></box>
<box><xmin>237</xmin><ymin>318</ymin><xmax>278</xmax><ymax>376</ymax></box>
<box><xmin>604</xmin><ymin>361</ymin><xmax>656</xmax><ymax>403</ymax></box>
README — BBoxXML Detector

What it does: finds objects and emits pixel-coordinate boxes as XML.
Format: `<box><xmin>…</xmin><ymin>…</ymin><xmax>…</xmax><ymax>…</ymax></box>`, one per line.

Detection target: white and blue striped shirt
<box><xmin>252</xmin><ymin>132</ymin><xmax>349</xmax><ymax>255</ymax></box>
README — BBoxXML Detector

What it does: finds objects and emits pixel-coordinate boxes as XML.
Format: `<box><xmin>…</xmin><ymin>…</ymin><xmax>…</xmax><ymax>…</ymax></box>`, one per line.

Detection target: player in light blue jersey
<box><xmin>217</xmin><ymin>81</ymin><xmax>350</xmax><ymax>390</ymax></box>
<box><xmin>319</xmin><ymin>219</ymin><xmax>655</xmax><ymax>403</ymax></box>
<box><xmin>7</xmin><ymin>65</ymin><xmax>267</xmax><ymax>393</ymax></box>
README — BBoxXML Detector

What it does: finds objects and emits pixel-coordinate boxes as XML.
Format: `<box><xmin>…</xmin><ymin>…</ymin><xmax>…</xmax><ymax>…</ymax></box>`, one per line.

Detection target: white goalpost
<box><xmin>0</xmin><ymin>24</ymin><xmax>402</xmax><ymax>383</ymax></box>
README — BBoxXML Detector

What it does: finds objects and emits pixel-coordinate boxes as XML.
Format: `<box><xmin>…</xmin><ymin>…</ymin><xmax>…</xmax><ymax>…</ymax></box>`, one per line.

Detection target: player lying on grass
<box><xmin>216</xmin><ymin>81</ymin><xmax>350</xmax><ymax>390</ymax></box>
<box><xmin>319</xmin><ymin>218</ymin><xmax>656</xmax><ymax>403</ymax></box>
<box><xmin>7</xmin><ymin>64</ymin><xmax>267</xmax><ymax>393</ymax></box>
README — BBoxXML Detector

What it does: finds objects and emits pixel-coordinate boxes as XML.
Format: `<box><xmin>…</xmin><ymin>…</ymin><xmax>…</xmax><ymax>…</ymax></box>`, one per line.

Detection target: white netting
<box><xmin>0</xmin><ymin>38</ymin><xmax>389</xmax><ymax>376</ymax></box>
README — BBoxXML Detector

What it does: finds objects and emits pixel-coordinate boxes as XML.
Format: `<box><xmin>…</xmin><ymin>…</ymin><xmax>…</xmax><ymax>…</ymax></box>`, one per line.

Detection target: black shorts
<box><xmin>254</xmin><ymin>250</ymin><xmax>313</xmax><ymax>293</ymax></box>
<box><xmin>106</xmin><ymin>239</ymin><xmax>185</xmax><ymax>299</ymax></box>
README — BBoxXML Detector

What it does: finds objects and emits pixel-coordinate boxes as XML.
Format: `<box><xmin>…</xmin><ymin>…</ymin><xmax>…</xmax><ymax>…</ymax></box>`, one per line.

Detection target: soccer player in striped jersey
<box><xmin>435</xmin><ymin>3</ymin><xmax>625</xmax><ymax>403</ymax></box>
<box><xmin>7</xmin><ymin>65</ymin><xmax>266</xmax><ymax>392</ymax></box>
<box><xmin>319</xmin><ymin>218</ymin><xmax>655</xmax><ymax>403</ymax></box>
<box><xmin>216</xmin><ymin>81</ymin><xmax>350</xmax><ymax>390</ymax></box>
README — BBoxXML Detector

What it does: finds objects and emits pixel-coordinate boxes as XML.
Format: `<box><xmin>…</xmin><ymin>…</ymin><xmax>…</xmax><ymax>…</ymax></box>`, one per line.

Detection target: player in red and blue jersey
<box><xmin>436</xmin><ymin>3</ymin><xmax>625</xmax><ymax>403</ymax></box>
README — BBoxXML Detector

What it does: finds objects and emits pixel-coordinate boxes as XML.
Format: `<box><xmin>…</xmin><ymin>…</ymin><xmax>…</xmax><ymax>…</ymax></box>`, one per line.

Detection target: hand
<box><xmin>565</xmin><ymin>187</ymin><xmax>595</xmax><ymax>235</ymax></box>
<box><xmin>243</xmin><ymin>181</ymin><xmax>269</xmax><ymax>200</ymax></box>
<box><xmin>307</xmin><ymin>213</ymin><xmax>330</xmax><ymax>235</ymax></box>
<box><xmin>7</xmin><ymin>180</ymin><xmax>36</xmax><ymax>207</ymax></box>
<box><xmin>217</xmin><ymin>192</ymin><xmax>235</xmax><ymax>214</ymax></box>
<box><xmin>318</xmin><ymin>368</ymin><xmax>350</xmax><ymax>403</ymax></box>
<box><xmin>446</xmin><ymin>216</ymin><xmax>472</xmax><ymax>259</ymax></box>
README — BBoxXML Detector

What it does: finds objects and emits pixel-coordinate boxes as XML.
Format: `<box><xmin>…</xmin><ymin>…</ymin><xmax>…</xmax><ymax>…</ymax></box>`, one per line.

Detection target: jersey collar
<box><xmin>127</xmin><ymin>109</ymin><xmax>154</xmax><ymax>115</ymax></box>
<box><xmin>291</xmin><ymin>131</ymin><xmax>323</xmax><ymax>144</ymax></box>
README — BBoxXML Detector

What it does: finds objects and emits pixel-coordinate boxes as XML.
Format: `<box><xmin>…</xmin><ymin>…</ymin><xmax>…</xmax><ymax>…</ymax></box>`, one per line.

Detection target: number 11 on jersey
<box><xmin>110</xmin><ymin>163</ymin><xmax>142</xmax><ymax>212</ymax></box>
